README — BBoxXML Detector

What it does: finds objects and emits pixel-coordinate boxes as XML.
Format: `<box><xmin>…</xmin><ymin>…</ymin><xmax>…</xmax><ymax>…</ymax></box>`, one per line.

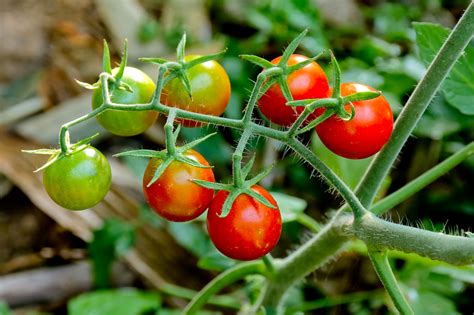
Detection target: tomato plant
<box><xmin>43</xmin><ymin>146</ymin><xmax>112</xmax><ymax>210</ymax></box>
<box><xmin>143</xmin><ymin>149</ymin><xmax>215</xmax><ymax>222</ymax></box>
<box><xmin>206</xmin><ymin>185</ymin><xmax>282</xmax><ymax>261</ymax></box>
<box><xmin>258</xmin><ymin>54</ymin><xmax>329</xmax><ymax>127</ymax></box>
<box><xmin>315</xmin><ymin>82</ymin><xmax>394</xmax><ymax>159</ymax></box>
<box><xmin>92</xmin><ymin>67</ymin><xmax>158</xmax><ymax>136</ymax></box>
<box><xmin>161</xmin><ymin>55</ymin><xmax>231</xmax><ymax>127</ymax></box>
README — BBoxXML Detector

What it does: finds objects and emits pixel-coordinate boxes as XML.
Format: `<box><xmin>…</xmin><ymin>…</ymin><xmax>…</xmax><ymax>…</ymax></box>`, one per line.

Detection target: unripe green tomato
<box><xmin>43</xmin><ymin>146</ymin><xmax>111</xmax><ymax>210</ymax></box>
<box><xmin>92</xmin><ymin>67</ymin><xmax>158</xmax><ymax>136</ymax></box>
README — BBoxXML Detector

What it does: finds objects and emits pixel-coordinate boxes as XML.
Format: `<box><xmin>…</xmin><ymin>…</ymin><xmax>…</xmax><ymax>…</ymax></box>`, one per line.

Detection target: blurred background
<box><xmin>0</xmin><ymin>0</ymin><xmax>473</xmax><ymax>314</ymax></box>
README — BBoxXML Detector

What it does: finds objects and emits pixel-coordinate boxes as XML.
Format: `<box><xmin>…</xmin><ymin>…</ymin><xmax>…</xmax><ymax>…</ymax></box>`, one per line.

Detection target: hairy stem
<box><xmin>368</xmin><ymin>250</ymin><xmax>413</xmax><ymax>315</ymax></box>
<box><xmin>355</xmin><ymin>213</ymin><xmax>474</xmax><ymax>265</ymax></box>
<box><xmin>371</xmin><ymin>142</ymin><xmax>474</xmax><ymax>215</ymax></box>
<box><xmin>355</xmin><ymin>2</ymin><xmax>474</xmax><ymax>208</ymax></box>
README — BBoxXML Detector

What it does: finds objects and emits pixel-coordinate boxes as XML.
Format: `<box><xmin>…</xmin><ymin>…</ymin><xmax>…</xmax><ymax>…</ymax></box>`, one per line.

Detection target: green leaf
<box><xmin>0</xmin><ymin>302</ymin><xmax>11</xmax><ymax>315</ymax></box>
<box><xmin>168</xmin><ymin>222</ymin><xmax>211</xmax><ymax>257</ymax></box>
<box><xmin>270</xmin><ymin>192</ymin><xmax>307</xmax><ymax>223</ymax></box>
<box><xmin>197</xmin><ymin>249</ymin><xmax>236</xmax><ymax>272</ymax></box>
<box><xmin>414</xmin><ymin>22</ymin><xmax>474</xmax><ymax>115</ymax></box>
<box><xmin>88</xmin><ymin>219</ymin><xmax>135</xmax><ymax>289</ymax></box>
<box><xmin>68</xmin><ymin>289</ymin><xmax>160</xmax><ymax>315</ymax></box>
<box><xmin>408</xmin><ymin>291</ymin><xmax>459</xmax><ymax>315</ymax></box>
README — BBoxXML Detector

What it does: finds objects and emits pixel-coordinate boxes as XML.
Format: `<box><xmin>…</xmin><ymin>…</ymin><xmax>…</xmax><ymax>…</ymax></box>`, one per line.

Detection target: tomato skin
<box><xmin>143</xmin><ymin>150</ymin><xmax>215</xmax><ymax>222</ymax></box>
<box><xmin>258</xmin><ymin>54</ymin><xmax>329</xmax><ymax>127</ymax></box>
<box><xmin>161</xmin><ymin>55</ymin><xmax>231</xmax><ymax>127</ymax></box>
<box><xmin>206</xmin><ymin>185</ymin><xmax>282</xmax><ymax>261</ymax></box>
<box><xmin>92</xmin><ymin>67</ymin><xmax>158</xmax><ymax>136</ymax></box>
<box><xmin>43</xmin><ymin>147</ymin><xmax>111</xmax><ymax>210</ymax></box>
<box><xmin>315</xmin><ymin>82</ymin><xmax>393</xmax><ymax>159</ymax></box>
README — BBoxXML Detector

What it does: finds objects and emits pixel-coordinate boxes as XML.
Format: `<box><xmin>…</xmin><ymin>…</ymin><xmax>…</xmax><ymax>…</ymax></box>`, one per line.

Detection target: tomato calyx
<box><xmin>193</xmin><ymin>154</ymin><xmax>276</xmax><ymax>218</ymax></box>
<box><xmin>76</xmin><ymin>40</ymin><xmax>133</xmax><ymax>95</ymax></box>
<box><xmin>140</xmin><ymin>33</ymin><xmax>226</xmax><ymax>100</ymax></box>
<box><xmin>23</xmin><ymin>132</ymin><xmax>100</xmax><ymax>172</ymax></box>
<box><xmin>241</xmin><ymin>29</ymin><xmax>325</xmax><ymax>106</ymax></box>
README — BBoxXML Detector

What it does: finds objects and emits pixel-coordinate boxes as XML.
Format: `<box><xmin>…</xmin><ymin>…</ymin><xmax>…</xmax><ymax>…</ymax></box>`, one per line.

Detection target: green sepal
<box><xmin>343</xmin><ymin>91</ymin><xmax>380</xmax><ymax>103</ymax></box>
<box><xmin>176</xmin><ymin>33</ymin><xmax>187</xmax><ymax>63</ymax></box>
<box><xmin>176</xmin><ymin>155</ymin><xmax>213</xmax><ymax>169</ymax></box>
<box><xmin>139</xmin><ymin>57</ymin><xmax>169</xmax><ymax>65</ymax></box>
<box><xmin>179</xmin><ymin>71</ymin><xmax>194</xmax><ymax>100</ymax></box>
<box><xmin>115</xmin><ymin>39</ymin><xmax>129</xmax><ymax>82</ymax></box>
<box><xmin>256</xmin><ymin>76</ymin><xmax>278</xmax><ymax>100</ymax></box>
<box><xmin>71</xmin><ymin>133</ymin><xmax>100</xmax><ymax>150</ymax></box>
<box><xmin>113</xmin><ymin>149</ymin><xmax>167</xmax><ymax>159</ymax></box>
<box><xmin>185</xmin><ymin>50</ymin><xmax>227</xmax><ymax>69</ymax></box>
<box><xmin>117</xmin><ymin>81</ymin><xmax>134</xmax><ymax>93</ymax></box>
<box><xmin>245</xmin><ymin>188</ymin><xmax>276</xmax><ymax>209</ymax></box>
<box><xmin>102</xmin><ymin>40</ymin><xmax>112</xmax><ymax>74</ymax></box>
<box><xmin>286</xmin><ymin>51</ymin><xmax>324</xmax><ymax>73</ymax></box>
<box><xmin>246</xmin><ymin>165</ymin><xmax>273</xmax><ymax>187</ymax></box>
<box><xmin>219</xmin><ymin>189</ymin><xmax>242</xmax><ymax>218</ymax></box>
<box><xmin>179</xmin><ymin>132</ymin><xmax>217</xmax><ymax>152</ymax></box>
<box><xmin>22</xmin><ymin>148</ymin><xmax>61</xmax><ymax>155</ymax></box>
<box><xmin>75</xmin><ymin>80</ymin><xmax>100</xmax><ymax>90</ymax></box>
<box><xmin>240</xmin><ymin>55</ymin><xmax>275</xmax><ymax>69</ymax></box>
<box><xmin>297</xmin><ymin>109</ymin><xmax>335</xmax><ymax>134</ymax></box>
<box><xmin>191</xmin><ymin>180</ymin><xmax>232</xmax><ymax>191</ymax></box>
<box><xmin>279</xmin><ymin>29</ymin><xmax>308</xmax><ymax>67</ymax></box>
<box><xmin>330</xmin><ymin>51</ymin><xmax>341</xmax><ymax>98</ymax></box>
<box><xmin>277</xmin><ymin>76</ymin><xmax>293</xmax><ymax>103</ymax></box>
<box><xmin>173</xmin><ymin>124</ymin><xmax>182</xmax><ymax>142</ymax></box>
<box><xmin>146</xmin><ymin>157</ymin><xmax>173</xmax><ymax>187</ymax></box>
<box><xmin>242</xmin><ymin>154</ymin><xmax>256</xmax><ymax>179</ymax></box>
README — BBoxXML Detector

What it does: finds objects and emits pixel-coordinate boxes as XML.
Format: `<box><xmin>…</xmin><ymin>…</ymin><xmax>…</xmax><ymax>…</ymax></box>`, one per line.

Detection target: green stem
<box><xmin>355</xmin><ymin>213</ymin><xmax>474</xmax><ymax>265</ymax></box>
<box><xmin>295</xmin><ymin>213</ymin><xmax>322</xmax><ymax>233</ymax></box>
<box><xmin>164</xmin><ymin>109</ymin><xmax>177</xmax><ymax>155</ymax></box>
<box><xmin>288</xmin><ymin>138</ymin><xmax>367</xmax><ymax>219</ymax></box>
<box><xmin>355</xmin><ymin>2</ymin><xmax>474</xmax><ymax>208</ymax></box>
<box><xmin>368</xmin><ymin>250</ymin><xmax>413</xmax><ymax>315</ymax></box>
<box><xmin>262</xmin><ymin>255</ymin><xmax>276</xmax><ymax>276</ymax></box>
<box><xmin>243</xmin><ymin>72</ymin><xmax>266</xmax><ymax>124</ymax></box>
<box><xmin>371</xmin><ymin>142</ymin><xmax>474</xmax><ymax>215</ymax></box>
<box><xmin>184</xmin><ymin>261</ymin><xmax>265</xmax><ymax>314</ymax></box>
<box><xmin>233</xmin><ymin>128</ymin><xmax>253</xmax><ymax>187</ymax></box>
<box><xmin>159</xmin><ymin>283</ymin><xmax>240</xmax><ymax>310</ymax></box>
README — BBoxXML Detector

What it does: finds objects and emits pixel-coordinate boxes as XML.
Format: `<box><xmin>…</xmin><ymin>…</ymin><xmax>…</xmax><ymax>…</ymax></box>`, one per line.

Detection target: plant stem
<box><xmin>371</xmin><ymin>142</ymin><xmax>474</xmax><ymax>215</ymax></box>
<box><xmin>164</xmin><ymin>109</ymin><xmax>177</xmax><ymax>155</ymax></box>
<box><xmin>295</xmin><ymin>213</ymin><xmax>322</xmax><ymax>233</ymax></box>
<box><xmin>355</xmin><ymin>2</ymin><xmax>474</xmax><ymax>208</ymax></box>
<box><xmin>355</xmin><ymin>213</ymin><xmax>474</xmax><ymax>265</ymax></box>
<box><xmin>233</xmin><ymin>128</ymin><xmax>252</xmax><ymax>187</ymax></box>
<box><xmin>159</xmin><ymin>283</ymin><xmax>240</xmax><ymax>310</ymax></box>
<box><xmin>184</xmin><ymin>261</ymin><xmax>265</xmax><ymax>314</ymax></box>
<box><xmin>368</xmin><ymin>250</ymin><xmax>414</xmax><ymax>315</ymax></box>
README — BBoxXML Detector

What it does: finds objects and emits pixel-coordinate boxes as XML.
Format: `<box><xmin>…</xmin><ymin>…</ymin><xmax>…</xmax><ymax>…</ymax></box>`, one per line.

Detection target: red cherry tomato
<box><xmin>258</xmin><ymin>54</ymin><xmax>329</xmax><ymax>127</ymax></box>
<box><xmin>315</xmin><ymin>82</ymin><xmax>393</xmax><ymax>159</ymax></box>
<box><xmin>161</xmin><ymin>55</ymin><xmax>231</xmax><ymax>127</ymax></box>
<box><xmin>206</xmin><ymin>185</ymin><xmax>282</xmax><ymax>261</ymax></box>
<box><xmin>143</xmin><ymin>149</ymin><xmax>215</xmax><ymax>222</ymax></box>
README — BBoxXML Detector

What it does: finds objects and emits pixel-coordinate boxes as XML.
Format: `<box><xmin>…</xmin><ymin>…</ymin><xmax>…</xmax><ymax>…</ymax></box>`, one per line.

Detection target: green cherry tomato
<box><xmin>43</xmin><ymin>146</ymin><xmax>112</xmax><ymax>210</ymax></box>
<box><xmin>92</xmin><ymin>67</ymin><xmax>158</xmax><ymax>136</ymax></box>
<box><xmin>161</xmin><ymin>55</ymin><xmax>231</xmax><ymax>127</ymax></box>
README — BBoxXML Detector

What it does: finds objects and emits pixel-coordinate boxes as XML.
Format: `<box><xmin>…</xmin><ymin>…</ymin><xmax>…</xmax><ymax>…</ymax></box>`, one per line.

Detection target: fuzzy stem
<box><xmin>184</xmin><ymin>261</ymin><xmax>265</xmax><ymax>314</ymax></box>
<box><xmin>355</xmin><ymin>2</ymin><xmax>474</xmax><ymax>208</ymax></box>
<box><xmin>371</xmin><ymin>142</ymin><xmax>474</xmax><ymax>215</ymax></box>
<box><xmin>368</xmin><ymin>250</ymin><xmax>414</xmax><ymax>315</ymax></box>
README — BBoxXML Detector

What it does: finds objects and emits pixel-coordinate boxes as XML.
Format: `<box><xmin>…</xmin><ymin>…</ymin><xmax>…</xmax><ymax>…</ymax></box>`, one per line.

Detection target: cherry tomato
<box><xmin>92</xmin><ymin>67</ymin><xmax>158</xmax><ymax>136</ymax></box>
<box><xmin>206</xmin><ymin>185</ymin><xmax>282</xmax><ymax>261</ymax></box>
<box><xmin>143</xmin><ymin>149</ymin><xmax>215</xmax><ymax>222</ymax></box>
<box><xmin>161</xmin><ymin>55</ymin><xmax>231</xmax><ymax>127</ymax></box>
<box><xmin>258</xmin><ymin>54</ymin><xmax>329</xmax><ymax>127</ymax></box>
<box><xmin>315</xmin><ymin>82</ymin><xmax>393</xmax><ymax>159</ymax></box>
<box><xmin>43</xmin><ymin>146</ymin><xmax>111</xmax><ymax>210</ymax></box>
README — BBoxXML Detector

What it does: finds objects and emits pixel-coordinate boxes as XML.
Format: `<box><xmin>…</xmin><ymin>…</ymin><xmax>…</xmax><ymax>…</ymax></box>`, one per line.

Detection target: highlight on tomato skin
<box><xmin>161</xmin><ymin>55</ymin><xmax>231</xmax><ymax>127</ymax></box>
<box><xmin>315</xmin><ymin>82</ymin><xmax>394</xmax><ymax>160</ymax></box>
<box><xmin>92</xmin><ymin>66</ymin><xmax>158</xmax><ymax>137</ymax></box>
<box><xmin>142</xmin><ymin>149</ymin><xmax>215</xmax><ymax>222</ymax></box>
<box><xmin>43</xmin><ymin>146</ymin><xmax>112</xmax><ymax>210</ymax></box>
<box><xmin>206</xmin><ymin>185</ymin><xmax>282</xmax><ymax>261</ymax></box>
<box><xmin>257</xmin><ymin>54</ymin><xmax>330</xmax><ymax>127</ymax></box>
